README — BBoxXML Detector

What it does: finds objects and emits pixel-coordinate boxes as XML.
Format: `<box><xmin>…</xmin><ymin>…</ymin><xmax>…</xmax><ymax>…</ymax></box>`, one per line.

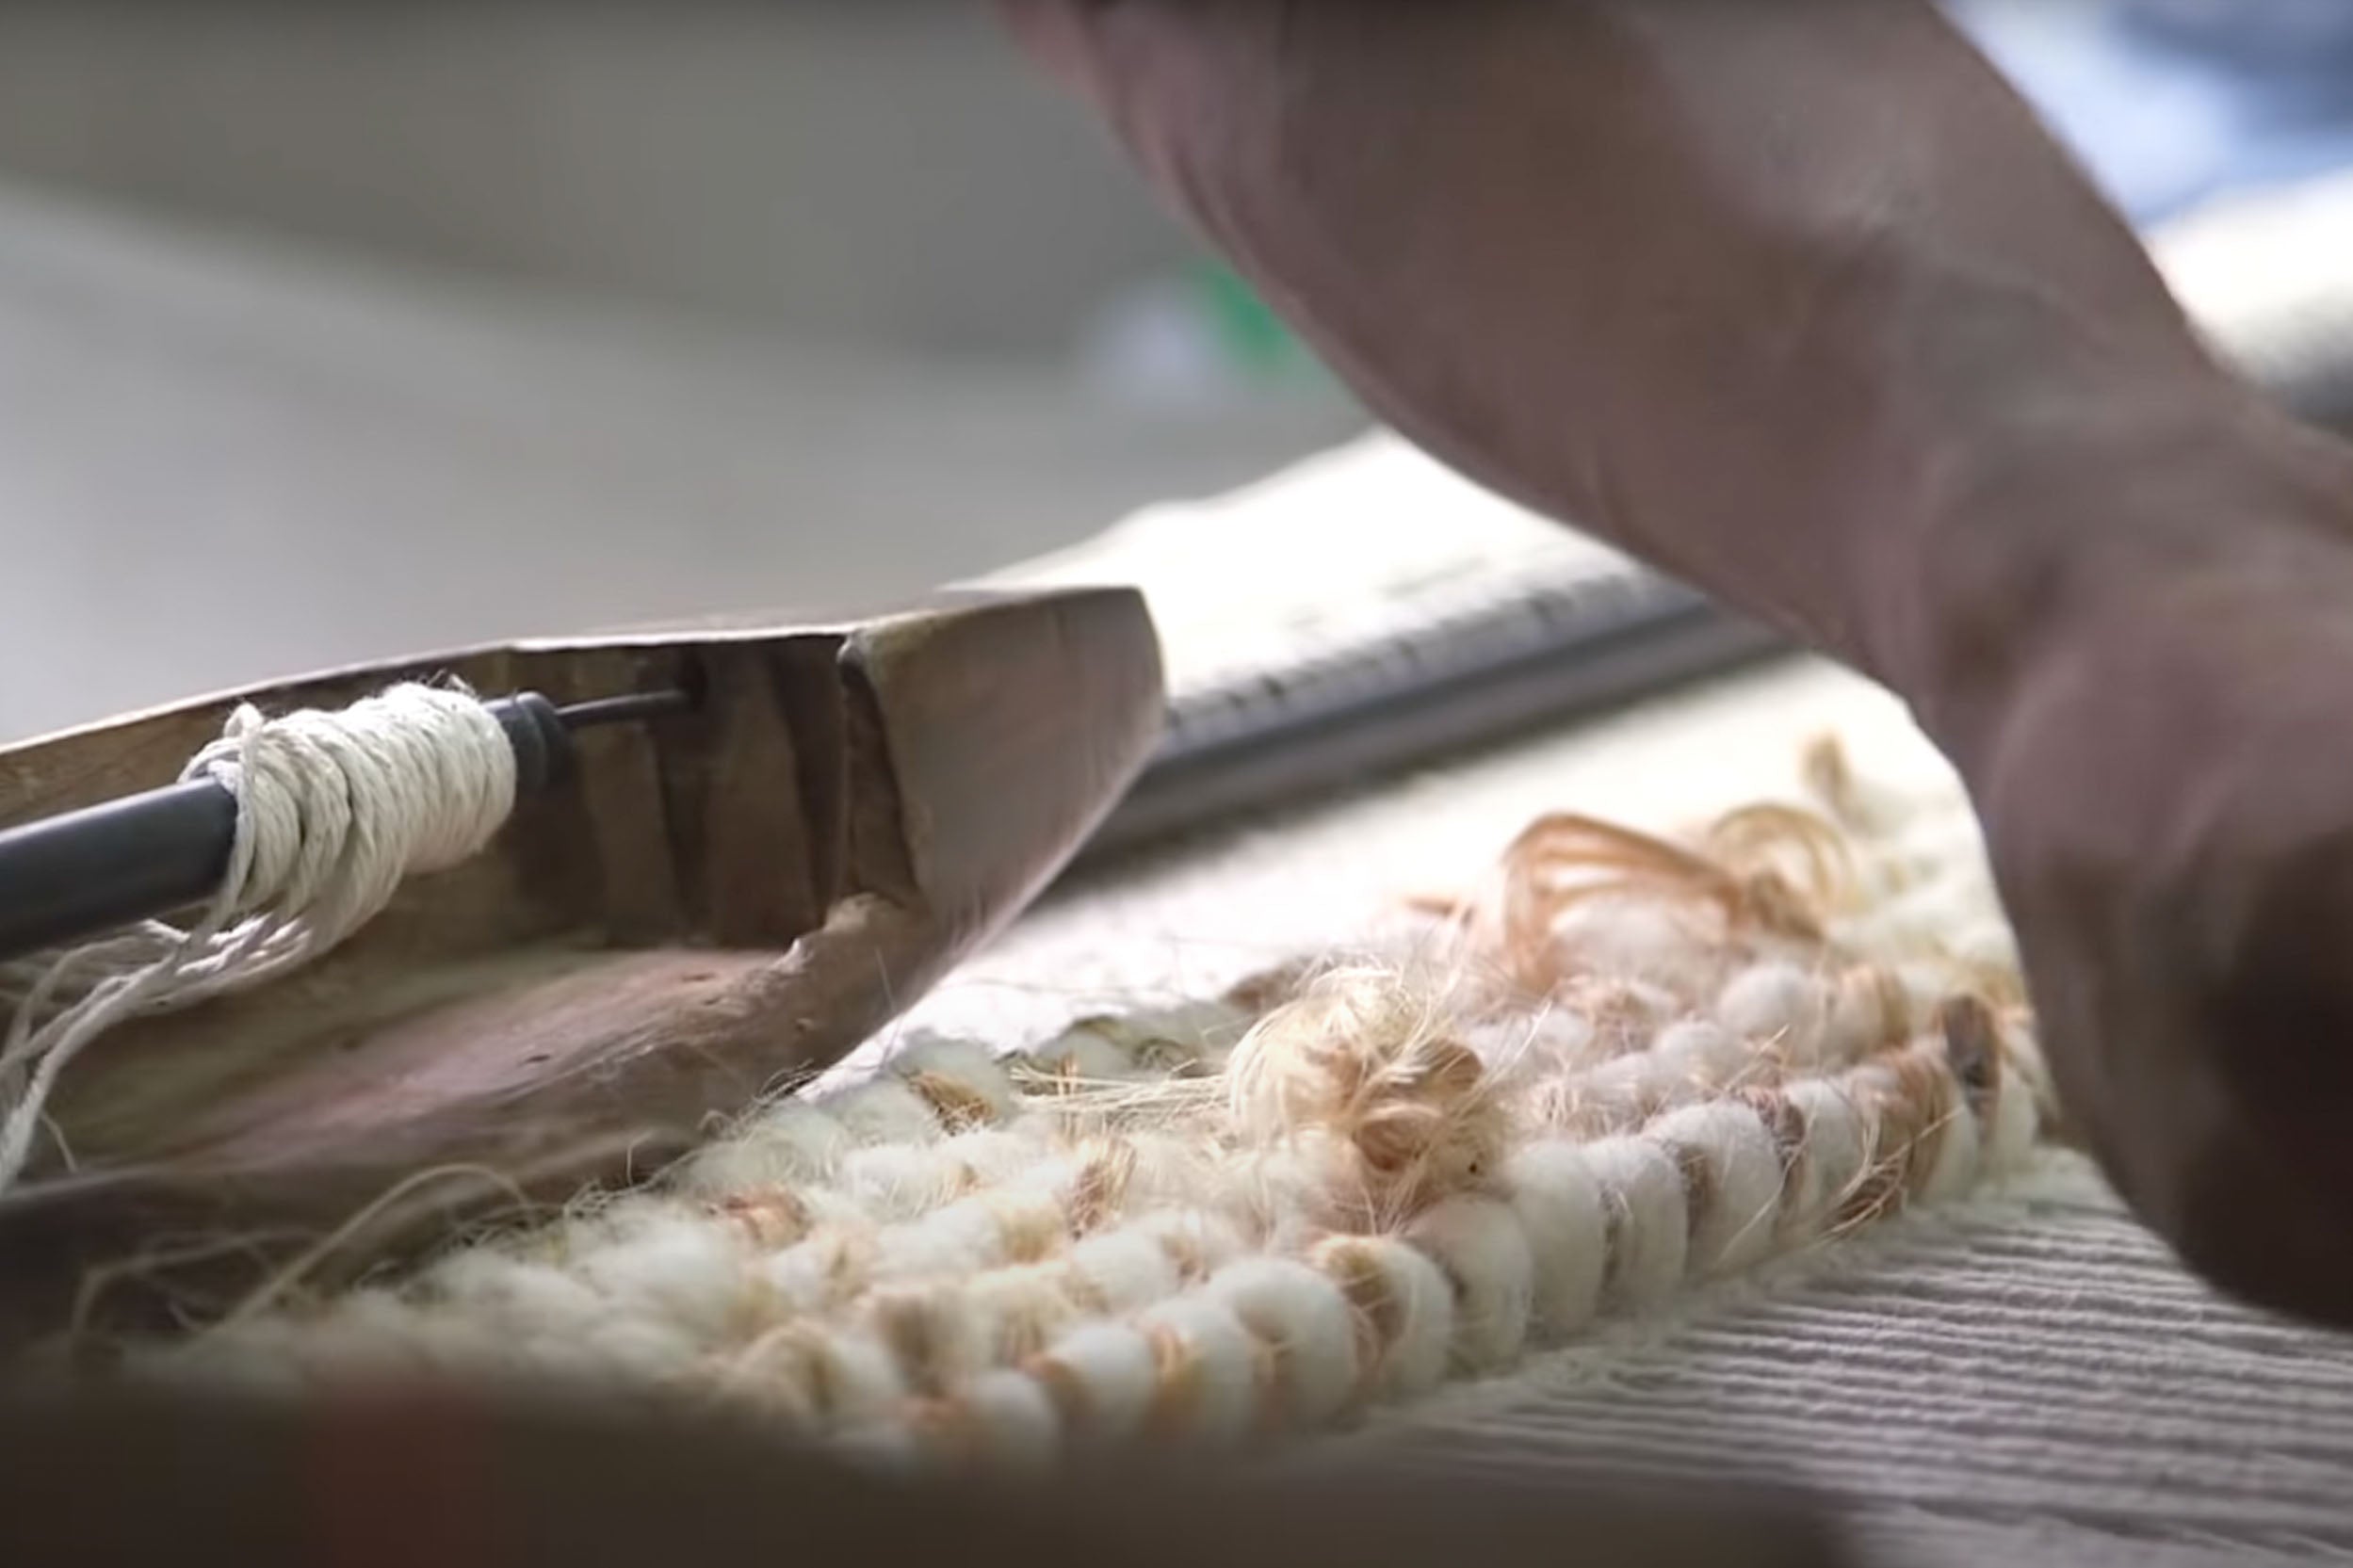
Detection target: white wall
<box><xmin>0</xmin><ymin>3</ymin><xmax>1193</xmax><ymax>358</ymax></box>
<box><xmin>0</xmin><ymin>7</ymin><xmax>1367</xmax><ymax>741</ymax></box>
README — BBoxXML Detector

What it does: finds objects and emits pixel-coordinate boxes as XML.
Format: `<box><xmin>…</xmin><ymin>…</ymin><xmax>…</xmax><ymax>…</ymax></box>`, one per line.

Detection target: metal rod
<box><xmin>552</xmin><ymin>688</ymin><xmax>698</xmax><ymax>729</ymax></box>
<box><xmin>0</xmin><ymin>687</ymin><xmax>692</xmax><ymax>966</ymax></box>
<box><xmin>0</xmin><ymin>782</ymin><xmax>240</xmax><ymax>963</ymax></box>
<box><xmin>1072</xmin><ymin>574</ymin><xmax>1787</xmax><ymax>871</ymax></box>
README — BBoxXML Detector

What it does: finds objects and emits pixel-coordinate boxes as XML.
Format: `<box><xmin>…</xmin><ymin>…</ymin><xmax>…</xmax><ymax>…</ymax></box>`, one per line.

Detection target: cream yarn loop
<box><xmin>0</xmin><ymin>683</ymin><xmax>517</xmax><ymax>1192</ymax></box>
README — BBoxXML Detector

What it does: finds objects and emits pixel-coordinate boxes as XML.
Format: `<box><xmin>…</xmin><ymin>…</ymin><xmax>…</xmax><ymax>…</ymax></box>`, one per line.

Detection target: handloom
<box><xmin>0</xmin><ymin>487</ymin><xmax>1795</xmax><ymax>1349</ymax></box>
<box><xmin>0</xmin><ymin>512</ymin><xmax>2345</xmax><ymax>1567</ymax></box>
<box><xmin>10</xmin><ymin>461</ymin><xmax>2341</xmax><ymax>1563</ymax></box>
<box><xmin>13</xmin><ymin>174</ymin><xmax>2353</xmax><ymax>1568</ymax></box>
<box><xmin>0</xmin><ymin>538</ymin><xmax>2057</xmax><ymax>1485</ymax></box>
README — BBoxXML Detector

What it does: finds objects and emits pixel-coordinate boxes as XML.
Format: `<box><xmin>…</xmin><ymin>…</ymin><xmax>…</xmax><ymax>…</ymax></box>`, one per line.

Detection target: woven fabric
<box><xmin>946</xmin><ymin>656</ymin><xmax>2353</xmax><ymax>1561</ymax></box>
<box><xmin>102</xmin><ymin>645</ymin><xmax>2353</xmax><ymax>1558</ymax></box>
<box><xmin>71</xmin><ymin>370</ymin><xmax>2353</xmax><ymax>1547</ymax></box>
<box><xmin>1330</xmin><ymin>1167</ymin><xmax>2351</xmax><ymax>1566</ymax></box>
<box><xmin>129</xmin><ymin>656</ymin><xmax>2066</xmax><ymax>1489</ymax></box>
<box><xmin>138</xmin><ymin>655</ymin><xmax>2041</xmax><ymax>1459</ymax></box>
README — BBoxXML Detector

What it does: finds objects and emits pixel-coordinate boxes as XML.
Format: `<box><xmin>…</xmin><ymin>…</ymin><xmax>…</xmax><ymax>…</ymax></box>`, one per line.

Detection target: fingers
<box><xmin>1973</xmin><ymin>560</ymin><xmax>2353</xmax><ymax>1328</ymax></box>
<box><xmin>2142</xmin><ymin>836</ymin><xmax>2353</xmax><ymax>1324</ymax></box>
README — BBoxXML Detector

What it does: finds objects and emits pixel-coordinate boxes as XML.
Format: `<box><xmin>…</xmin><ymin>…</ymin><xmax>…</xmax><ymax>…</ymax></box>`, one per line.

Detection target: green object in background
<box><xmin>1189</xmin><ymin>260</ymin><xmax>1323</xmax><ymax>381</ymax></box>
<box><xmin>1079</xmin><ymin>255</ymin><xmax>1339</xmax><ymax>404</ymax></box>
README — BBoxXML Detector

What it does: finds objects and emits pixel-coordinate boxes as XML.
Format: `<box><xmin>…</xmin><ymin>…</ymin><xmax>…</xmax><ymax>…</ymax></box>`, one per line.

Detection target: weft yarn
<box><xmin>141</xmin><ymin>736</ymin><xmax>2057</xmax><ymax>1474</ymax></box>
<box><xmin>0</xmin><ymin>683</ymin><xmax>517</xmax><ymax>1191</ymax></box>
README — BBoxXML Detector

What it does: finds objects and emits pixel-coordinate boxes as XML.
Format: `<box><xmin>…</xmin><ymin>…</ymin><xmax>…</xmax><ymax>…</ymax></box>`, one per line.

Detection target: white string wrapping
<box><xmin>0</xmin><ymin>683</ymin><xmax>518</xmax><ymax>1192</ymax></box>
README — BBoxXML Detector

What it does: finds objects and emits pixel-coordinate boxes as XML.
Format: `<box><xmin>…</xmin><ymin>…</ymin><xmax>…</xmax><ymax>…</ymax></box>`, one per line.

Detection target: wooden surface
<box><xmin>0</xmin><ymin>588</ymin><xmax>1161</xmax><ymax>1352</ymax></box>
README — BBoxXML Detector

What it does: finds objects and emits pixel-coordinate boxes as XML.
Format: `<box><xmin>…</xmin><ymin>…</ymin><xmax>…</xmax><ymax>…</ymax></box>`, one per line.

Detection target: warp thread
<box><xmin>0</xmin><ymin>683</ymin><xmax>516</xmax><ymax>1191</ymax></box>
<box><xmin>134</xmin><ymin>736</ymin><xmax>2052</xmax><ymax>1472</ymax></box>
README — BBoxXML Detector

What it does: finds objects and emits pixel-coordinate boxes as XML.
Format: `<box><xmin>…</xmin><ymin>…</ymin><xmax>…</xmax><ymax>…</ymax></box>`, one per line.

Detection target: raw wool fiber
<box><xmin>133</xmin><ymin>732</ymin><xmax>2053</xmax><ymax>1471</ymax></box>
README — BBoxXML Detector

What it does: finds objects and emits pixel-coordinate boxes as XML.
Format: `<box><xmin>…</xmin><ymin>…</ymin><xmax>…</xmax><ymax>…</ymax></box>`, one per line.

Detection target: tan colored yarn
<box><xmin>132</xmin><ymin>733</ymin><xmax>2049</xmax><ymax>1472</ymax></box>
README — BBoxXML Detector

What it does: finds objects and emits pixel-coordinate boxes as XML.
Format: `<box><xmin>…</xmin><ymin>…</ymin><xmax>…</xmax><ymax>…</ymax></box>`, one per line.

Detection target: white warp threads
<box><xmin>0</xmin><ymin>683</ymin><xmax>516</xmax><ymax>1191</ymax></box>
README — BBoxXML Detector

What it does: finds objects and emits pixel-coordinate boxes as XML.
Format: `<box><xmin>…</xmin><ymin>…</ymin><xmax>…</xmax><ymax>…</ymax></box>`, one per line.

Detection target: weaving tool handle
<box><xmin>0</xmin><ymin>688</ymin><xmax>693</xmax><ymax>963</ymax></box>
<box><xmin>0</xmin><ymin>589</ymin><xmax>1161</xmax><ymax>1350</ymax></box>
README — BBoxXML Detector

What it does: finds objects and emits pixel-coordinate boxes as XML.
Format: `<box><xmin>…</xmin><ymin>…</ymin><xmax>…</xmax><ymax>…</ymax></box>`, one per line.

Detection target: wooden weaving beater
<box><xmin>0</xmin><ymin>588</ymin><xmax>1160</xmax><ymax>1352</ymax></box>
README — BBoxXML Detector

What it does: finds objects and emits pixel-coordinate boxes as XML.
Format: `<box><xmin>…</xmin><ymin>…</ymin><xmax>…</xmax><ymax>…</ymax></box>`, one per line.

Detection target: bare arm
<box><xmin>1003</xmin><ymin>0</ymin><xmax>2353</xmax><ymax>1325</ymax></box>
<box><xmin>1001</xmin><ymin>0</ymin><xmax>2221</xmax><ymax>711</ymax></box>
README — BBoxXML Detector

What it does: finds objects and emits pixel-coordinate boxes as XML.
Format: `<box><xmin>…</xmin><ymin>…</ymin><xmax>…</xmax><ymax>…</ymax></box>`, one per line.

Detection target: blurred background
<box><xmin>0</xmin><ymin>0</ymin><xmax>2349</xmax><ymax>742</ymax></box>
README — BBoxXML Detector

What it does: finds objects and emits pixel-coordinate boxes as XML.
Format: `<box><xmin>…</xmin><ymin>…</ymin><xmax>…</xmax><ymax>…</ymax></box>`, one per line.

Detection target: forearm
<box><xmin>1004</xmin><ymin>0</ymin><xmax>2241</xmax><ymax>740</ymax></box>
<box><xmin>1010</xmin><ymin>1</ymin><xmax>2353</xmax><ymax>1333</ymax></box>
